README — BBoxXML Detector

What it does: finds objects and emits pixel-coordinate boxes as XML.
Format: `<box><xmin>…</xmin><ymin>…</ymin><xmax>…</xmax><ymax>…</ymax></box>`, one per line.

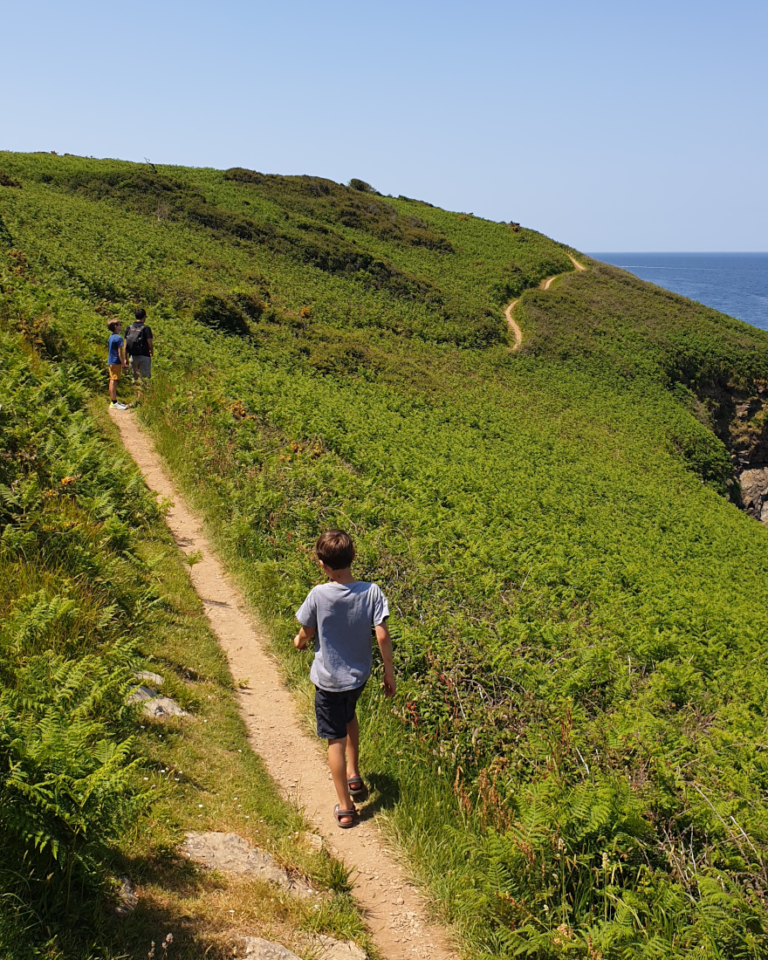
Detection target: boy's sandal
<box><xmin>347</xmin><ymin>776</ymin><xmax>365</xmax><ymax>797</ymax></box>
<box><xmin>334</xmin><ymin>804</ymin><xmax>357</xmax><ymax>829</ymax></box>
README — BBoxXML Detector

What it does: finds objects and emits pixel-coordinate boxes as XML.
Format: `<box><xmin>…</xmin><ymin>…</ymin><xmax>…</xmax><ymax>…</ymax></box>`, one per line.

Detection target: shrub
<box><xmin>223</xmin><ymin>167</ymin><xmax>265</xmax><ymax>185</ymax></box>
<box><xmin>193</xmin><ymin>293</ymin><xmax>253</xmax><ymax>335</ymax></box>
<box><xmin>348</xmin><ymin>178</ymin><xmax>379</xmax><ymax>194</ymax></box>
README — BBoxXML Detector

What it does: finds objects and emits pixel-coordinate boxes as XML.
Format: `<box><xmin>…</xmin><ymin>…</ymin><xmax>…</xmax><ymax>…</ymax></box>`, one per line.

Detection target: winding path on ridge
<box><xmin>109</xmin><ymin>408</ymin><xmax>458</xmax><ymax>960</ymax></box>
<box><xmin>505</xmin><ymin>253</ymin><xmax>586</xmax><ymax>351</ymax></box>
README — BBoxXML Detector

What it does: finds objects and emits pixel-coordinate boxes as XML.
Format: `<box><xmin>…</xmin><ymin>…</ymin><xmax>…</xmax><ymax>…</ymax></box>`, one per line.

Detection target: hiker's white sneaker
<box><xmin>110</xmin><ymin>401</ymin><xmax>128</xmax><ymax>410</ymax></box>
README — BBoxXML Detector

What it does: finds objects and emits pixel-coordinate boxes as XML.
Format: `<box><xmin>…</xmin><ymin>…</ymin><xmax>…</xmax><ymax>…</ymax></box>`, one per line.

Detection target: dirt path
<box><xmin>567</xmin><ymin>253</ymin><xmax>587</xmax><ymax>272</ymax></box>
<box><xmin>109</xmin><ymin>409</ymin><xmax>458</xmax><ymax>960</ymax></box>
<box><xmin>505</xmin><ymin>253</ymin><xmax>586</xmax><ymax>351</ymax></box>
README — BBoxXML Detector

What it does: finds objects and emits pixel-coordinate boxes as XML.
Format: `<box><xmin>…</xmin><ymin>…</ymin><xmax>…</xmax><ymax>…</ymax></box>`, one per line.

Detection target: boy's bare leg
<box><xmin>109</xmin><ymin>378</ymin><xmax>117</xmax><ymax>403</ymax></box>
<box><xmin>346</xmin><ymin>715</ymin><xmax>361</xmax><ymax>781</ymax></box>
<box><xmin>328</xmin><ymin>737</ymin><xmax>355</xmax><ymax>822</ymax></box>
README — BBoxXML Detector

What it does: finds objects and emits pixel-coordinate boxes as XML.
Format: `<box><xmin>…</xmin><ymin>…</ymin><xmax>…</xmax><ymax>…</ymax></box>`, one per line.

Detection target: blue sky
<box><xmin>3</xmin><ymin>0</ymin><xmax>766</xmax><ymax>251</ymax></box>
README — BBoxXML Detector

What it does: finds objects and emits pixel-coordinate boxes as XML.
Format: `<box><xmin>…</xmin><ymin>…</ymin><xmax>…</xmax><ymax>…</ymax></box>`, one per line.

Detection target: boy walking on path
<box><xmin>294</xmin><ymin>530</ymin><xmax>396</xmax><ymax>828</ymax></box>
<box><xmin>125</xmin><ymin>307</ymin><xmax>154</xmax><ymax>382</ymax></box>
<box><xmin>106</xmin><ymin>319</ymin><xmax>128</xmax><ymax>410</ymax></box>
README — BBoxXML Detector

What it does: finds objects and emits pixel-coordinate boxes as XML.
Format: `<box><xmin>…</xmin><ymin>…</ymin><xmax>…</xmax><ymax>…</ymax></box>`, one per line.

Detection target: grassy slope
<box><xmin>0</xmin><ymin>319</ymin><xmax>368</xmax><ymax>955</ymax></box>
<box><xmin>3</xmin><ymin>151</ymin><xmax>768</xmax><ymax>958</ymax></box>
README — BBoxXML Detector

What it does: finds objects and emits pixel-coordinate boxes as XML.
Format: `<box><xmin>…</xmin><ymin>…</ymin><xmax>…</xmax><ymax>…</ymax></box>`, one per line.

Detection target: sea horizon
<box><xmin>589</xmin><ymin>252</ymin><xmax>768</xmax><ymax>332</ymax></box>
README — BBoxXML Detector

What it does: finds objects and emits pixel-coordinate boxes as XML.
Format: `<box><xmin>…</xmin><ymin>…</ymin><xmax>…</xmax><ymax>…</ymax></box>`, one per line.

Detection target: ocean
<box><xmin>589</xmin><ymin>253</ymin><xmax>768</xmax><ymax>333</ymax></box>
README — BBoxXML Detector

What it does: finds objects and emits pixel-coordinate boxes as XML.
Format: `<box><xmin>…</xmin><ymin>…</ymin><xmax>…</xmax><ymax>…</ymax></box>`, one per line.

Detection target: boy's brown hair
<box><xmin>315</xmin><ymin>529</ymin><xmax>354</xmax><ymax>570</ymax></box>
<box><xmin>107</xmin><ymin>318</ymin><xmax>122</xmax><ymax>333</ymax></box>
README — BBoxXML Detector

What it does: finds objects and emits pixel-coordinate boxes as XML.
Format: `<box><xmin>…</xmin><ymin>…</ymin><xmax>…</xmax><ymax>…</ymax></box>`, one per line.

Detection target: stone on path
<box><xmin>182</xmin><ymin>832</ymin><xmax>313</xmax><ymax>897</ymax></box>
<box><xmin>242</xmin><ymin>939</ymin><xmax>300</xmax><ymax>960</ymax></box>
<box><xmin>242</xmin><ymin>935</ymin><xmax>366</xmax><ymax>960</ymax></box>
<box><xmin>314</xmin><ymin>934</ymin><xmax>367</xmax><ymax>960</ymax></box>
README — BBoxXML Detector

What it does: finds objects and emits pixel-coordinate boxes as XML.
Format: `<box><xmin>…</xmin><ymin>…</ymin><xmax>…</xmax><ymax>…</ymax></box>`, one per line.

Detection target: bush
<box><xmin>193</xmin><ymin>293</ymin><xmax>254</xmax><ymax>335</ymax></box>
<box><xmin>223</xmin><ymin>167</ymin><xmax>265</xmax><ymax>185</ymax></box>
<box><xmin>348</xmin><ymin>178</ymin><xmax>379</xmax><ymax>194</ymax></box>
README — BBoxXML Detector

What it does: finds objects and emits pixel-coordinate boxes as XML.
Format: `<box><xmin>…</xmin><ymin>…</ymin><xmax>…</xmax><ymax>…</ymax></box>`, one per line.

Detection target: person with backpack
<box><xmin>125</xmin><ymin>307</ymin><xmax>154</xmax><ymax>382</ymax></box>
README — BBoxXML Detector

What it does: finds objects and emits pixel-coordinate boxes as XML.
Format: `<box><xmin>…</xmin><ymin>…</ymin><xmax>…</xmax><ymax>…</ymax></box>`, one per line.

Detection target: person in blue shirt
<box><xmin>106</xmin><ymin>319</ymin><xmax>128</xmax><ymax>410</ymax></box>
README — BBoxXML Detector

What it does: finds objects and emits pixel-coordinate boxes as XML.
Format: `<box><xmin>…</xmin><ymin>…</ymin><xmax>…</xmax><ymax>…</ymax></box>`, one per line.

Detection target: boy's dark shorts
<box><xmin>314</xmin><ymin>683</ymin><xmax>366</xmax><ymax>741</ymax></box>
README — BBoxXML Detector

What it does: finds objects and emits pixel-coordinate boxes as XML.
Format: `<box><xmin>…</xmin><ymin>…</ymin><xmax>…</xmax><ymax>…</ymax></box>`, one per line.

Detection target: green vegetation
<box><xmin>3</xmin><ymin>150</ymin><xmax>768</xmax><ymax>958</ymax></box>
<box><xmin>0</xmin><ymin>273</ymin><xmax>368</xmax><ymax>957</ymax></box>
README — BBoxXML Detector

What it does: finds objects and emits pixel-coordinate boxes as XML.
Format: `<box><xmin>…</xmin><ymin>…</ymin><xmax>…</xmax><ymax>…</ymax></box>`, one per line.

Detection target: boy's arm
<box><xmin>375</xmin><ymin>623</ymin><xmax>396</xmax><ymax>697</ymax></box>
<box><xmin>147</xmin><ymin>336</ymin><xmax>154</xmax><ymax>358</ymax></box>
<box><xmin>119</xmin><ymin>341</ymin><xmax>128</xmax><ymax>366</ymax></box>
<box><xmin>294</xmin><ymin>623</ymin><xmax>315</xmax><ymax>649</ymax></box>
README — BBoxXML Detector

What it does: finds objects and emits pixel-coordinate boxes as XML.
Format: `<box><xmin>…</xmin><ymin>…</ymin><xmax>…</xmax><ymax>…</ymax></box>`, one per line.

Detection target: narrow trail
<box><xmin>109</xmin><ymin>409</ymin><xmax>458</xmax><ymax>960</ymax></box>
<box><xmin>505</xmin><ymin>253</ymin><xmax>586</xmax><ymax>351</ymax></box>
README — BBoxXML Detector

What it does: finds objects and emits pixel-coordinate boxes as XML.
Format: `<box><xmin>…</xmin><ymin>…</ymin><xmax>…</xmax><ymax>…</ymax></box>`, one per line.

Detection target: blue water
<box><xmin>589</xmin><ymin>253</ymin><xmax>768</xmax><ymax>332</ymax></box>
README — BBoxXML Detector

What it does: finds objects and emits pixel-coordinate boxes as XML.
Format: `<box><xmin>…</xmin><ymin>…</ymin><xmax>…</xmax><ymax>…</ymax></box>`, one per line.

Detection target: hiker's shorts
<box><xmin>131</xmin><ymin>356</ymin><xmax>152</xmax><ymax>380</ymax></box>
<box><xmin>314</xmin><ymin>683</ymin><xmax>366</xmax><ymax>741</ymax></box>
<box><xmin>108</xmin><ymin>364</ymin><xmax>122</xmax><ymax>381</ymax></box>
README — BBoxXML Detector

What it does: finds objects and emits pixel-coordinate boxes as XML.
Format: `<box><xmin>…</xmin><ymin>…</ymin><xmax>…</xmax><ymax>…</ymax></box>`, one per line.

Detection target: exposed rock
<box><xmin>127</xmin><ymin>684</ymin><xmax>159</xmax><ymax>703</ymax></box>
<box><xmin>700</xmin><ymin>379</ymin><xmax>768</xmax><ymax>525</ymax></box>
<box><xmin>301</xmin><ymin>830</ymin><xmax>324</xmax><ymax>852</ymax></box>
<box><xmin>739</xmin><ymin>467</ymin><xmax>768</xmax><ymax>522</ymax></box>
<box><xmin>128</xmin><ymin>683</ymin><xmax>188</xmax><ymax>718</ymax></box>
<box><xmin>143</xmin><ymin>695</ymin><xmax>188</xmax><ymax>718</ymax></box>
<box><xmin>134</xmin><ymin>670</ymin><xmax>165</xmax><ymax>686</ymax></box>
<box><xmin>114</xmin><ymin>875</ymin><xmax>138</xmax><ymax>918</ymax></box>
<box><xmin>242</xmin><ymin>939</ymin><xmax>300</xmax><ymax>960</ymax></box>
<box><xmin>181</xmin><ymin>832</ymin><xmax>313</xmax><ymax>897</ymax></box>
<box><xmin>313</xmin><ymin>935</ymin><xmax>367</xmax><ymax>960</ymax></box>
<box><xmin>242</xmin><ymin>935</ymin><xmax>367</xmax><ymax>960</ymax></box>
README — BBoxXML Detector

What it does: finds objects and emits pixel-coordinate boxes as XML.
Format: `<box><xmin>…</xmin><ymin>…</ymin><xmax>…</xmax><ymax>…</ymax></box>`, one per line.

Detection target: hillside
<box><xmin>0</xmin><ymin>270</ymin><xmax>369</xmax><ymax>954</ymax></box>
<box><xmin>3</xmin><ymin>151</ymin><xmax>768</xmax><ymax>959</ymax></box>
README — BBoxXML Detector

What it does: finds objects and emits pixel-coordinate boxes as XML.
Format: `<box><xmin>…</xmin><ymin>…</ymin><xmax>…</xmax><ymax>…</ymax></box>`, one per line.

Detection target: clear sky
<box><xmin>3</xmin><ymin>0</ymin><xmax>766</xmax><ymax>251</ymax></box>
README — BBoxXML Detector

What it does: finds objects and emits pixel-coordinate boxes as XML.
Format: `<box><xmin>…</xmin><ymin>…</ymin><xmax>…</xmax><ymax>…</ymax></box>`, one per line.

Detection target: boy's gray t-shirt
<box><xmin>296</xmin><ymin>581</ymin><xmax>389</xmax><ymax>692</ymax></box>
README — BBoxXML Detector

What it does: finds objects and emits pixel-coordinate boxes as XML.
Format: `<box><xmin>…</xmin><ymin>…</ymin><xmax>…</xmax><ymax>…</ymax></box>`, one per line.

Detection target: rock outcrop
<box><xmin>700</xmin><ymin>380</ymin><xmax>768</xmax><ymax>525</ymax></box>
<box><xmin>242</xmin><ymin>940</ymin><xmax>300</xmax><ymax>960</ymax></box>
<box><xmin>127</xmin><ymin>675</ymin><xmax>189</xmax><ymax>719</ymax></box>
<box><xmin>181</xmin><ymin>831</ymin><xmax>314</xmax><ymax>897</ymax></box>
<box><xmin>739</xmin><ymin>467</ymin><xmax>768</xmax><ymax>523</ymax></box>
<box><xmin>241</xmin><ymin>935</ymin><xmax>367</xmax><ymax>960</ymax></box>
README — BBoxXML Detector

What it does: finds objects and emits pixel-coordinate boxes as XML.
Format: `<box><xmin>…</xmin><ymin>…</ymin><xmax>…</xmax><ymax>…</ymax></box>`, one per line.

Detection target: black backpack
<box><xmin>125</xmin><ymin>323</ymin><xmax>148</xmax><ymax>356</ymax></box>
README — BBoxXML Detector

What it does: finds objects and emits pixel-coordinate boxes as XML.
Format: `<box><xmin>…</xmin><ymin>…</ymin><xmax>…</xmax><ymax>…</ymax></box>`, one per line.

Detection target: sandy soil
<box><xmin>505</xmin><ymin>254</ymin><xmax>586</xmax><ymax>350</ymax></box>
<box><xmin>567</xmin><ymin>254</ymin><xmax>587</xmax><ymax>272</ymax></box>
<box><xmin>109</xmin><ymin>409</ymin><xmax>459</xmax><ymax>960</ymax></box>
